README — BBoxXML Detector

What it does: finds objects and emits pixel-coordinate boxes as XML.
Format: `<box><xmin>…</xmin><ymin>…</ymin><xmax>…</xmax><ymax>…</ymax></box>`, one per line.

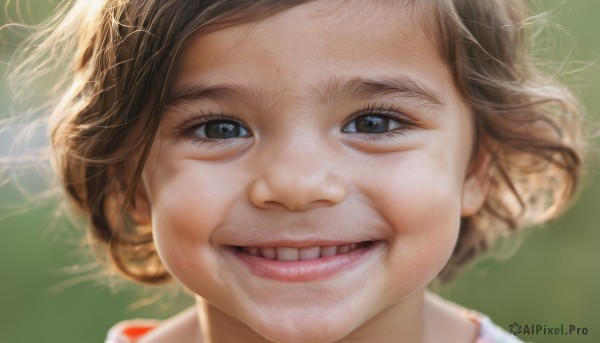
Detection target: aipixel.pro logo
<box><xmin>508</xmin><ymin>322</ymin><xmax>589</xmax><ymax>337</ymax></box>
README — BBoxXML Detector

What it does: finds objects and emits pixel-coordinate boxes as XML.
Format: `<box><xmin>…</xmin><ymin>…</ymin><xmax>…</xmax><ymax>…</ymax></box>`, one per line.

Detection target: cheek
<box><xmin>145</xmin><ymin>160</ymin><xmax>237</xmax><ymax>282</ymax></box>
<box><xmin>359</xmin><ymin>151</ymin><xmax>463</xmax><ymax>283</ymax></box>
<box><xmin>366</xmin><ymin>150</ymin><xmax>464</xmax><ymax>225</ymax></box>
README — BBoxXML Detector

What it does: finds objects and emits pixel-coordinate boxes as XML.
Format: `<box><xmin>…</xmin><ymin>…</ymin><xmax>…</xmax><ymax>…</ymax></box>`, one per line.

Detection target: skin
<box><xmin>133</xmin><ymin>1</ymin><xmax>491</xmax><ymax>342</ymax></box>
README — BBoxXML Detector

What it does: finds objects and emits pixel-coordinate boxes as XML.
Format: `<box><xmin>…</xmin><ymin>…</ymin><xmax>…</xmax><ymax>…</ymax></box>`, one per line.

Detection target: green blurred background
<box><xmin>1</xmin><ymin>1</ymin><xmax>599</xmax><ymax>342</ymax></box>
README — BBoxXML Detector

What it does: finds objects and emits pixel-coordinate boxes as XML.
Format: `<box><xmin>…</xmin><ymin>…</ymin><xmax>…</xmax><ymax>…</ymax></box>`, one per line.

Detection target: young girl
<box><xmin>8</xmin><ymin>0</ymin><xmax>587</xmax><ymax>342</ymax></box>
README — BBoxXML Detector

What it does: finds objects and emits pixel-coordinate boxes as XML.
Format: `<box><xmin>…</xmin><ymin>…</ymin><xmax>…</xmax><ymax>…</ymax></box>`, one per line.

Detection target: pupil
<box><xmin>206</xmin><ymin>121</ymin><xmax>239</xmax><ymax>139</ymax></box>
<box><xmin>357</xmin><ymin>116</ymin><xmax>387</xmax><ymax>133</ymax></box>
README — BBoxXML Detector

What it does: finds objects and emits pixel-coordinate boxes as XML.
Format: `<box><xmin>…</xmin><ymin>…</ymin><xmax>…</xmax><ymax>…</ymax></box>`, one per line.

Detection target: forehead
<box><xmin>186</xmin><ymin>0</ymin><xmax>440</xmax><ymax>59</ymax></box>
<box><xmin>171</xmin><ymin>0</ymin><xmax>449</xmax><ymax>106</ymax></box>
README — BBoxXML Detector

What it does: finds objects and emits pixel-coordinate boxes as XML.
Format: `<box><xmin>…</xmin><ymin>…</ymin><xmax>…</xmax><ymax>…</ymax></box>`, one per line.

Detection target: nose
<box><xmin>248</xmin><ymin>146</ymin><xmax>347</xmax><ymax>211</ymax></box>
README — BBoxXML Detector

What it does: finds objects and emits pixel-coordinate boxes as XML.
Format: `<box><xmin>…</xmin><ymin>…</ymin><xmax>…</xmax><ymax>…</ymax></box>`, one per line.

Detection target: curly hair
<box><xmin>7</xmin><ymin>0</ymin><xmax>587</xmax><ymax>284</ymax></box>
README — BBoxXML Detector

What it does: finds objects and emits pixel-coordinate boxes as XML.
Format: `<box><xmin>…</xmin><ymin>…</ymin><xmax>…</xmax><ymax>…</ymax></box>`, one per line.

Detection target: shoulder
<box><xmin>425</xmin><ymin>292</ymin><xmax>524</xmax><ymax>343</ymax></box>
<box><xmin>105</xmin><ymin>319</ymin><xmax>161</xmax><ymax>343</ymax></box>
<box><xmin>105</xmin><ymin>307</ymin><xmax>201</xmax><ymax>343</ymax></box>
<box><xmin>466</xmin><ymin>312</ymin><xmax>525</xmax><ymax>343</ymax></box>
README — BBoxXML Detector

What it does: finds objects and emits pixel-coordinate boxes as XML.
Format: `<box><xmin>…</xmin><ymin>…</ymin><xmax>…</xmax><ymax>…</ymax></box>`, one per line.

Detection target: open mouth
<box><xmin>229</xmin><ymin>240</ymin><xmax>380</xmax><ymax>282</ymax></box>
<box><xmin>233</xmin><ymin>241</ymin><xmax>374</xmax><ymax>262</ymax></box>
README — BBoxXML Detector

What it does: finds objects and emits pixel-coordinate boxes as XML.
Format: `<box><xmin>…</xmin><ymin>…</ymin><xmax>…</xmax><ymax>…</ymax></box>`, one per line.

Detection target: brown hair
<box><xmin>7</xmin><ymin>0</ymin><xmax>588</xmax><ymax>284</ymax></box>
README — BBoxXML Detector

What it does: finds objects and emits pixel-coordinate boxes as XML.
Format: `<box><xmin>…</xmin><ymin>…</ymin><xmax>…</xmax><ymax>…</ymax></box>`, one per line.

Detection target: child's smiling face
<box><xmin>135</xmin><ymin>1</ymin><xmax>489</xmax><ymax>341</ymax></box>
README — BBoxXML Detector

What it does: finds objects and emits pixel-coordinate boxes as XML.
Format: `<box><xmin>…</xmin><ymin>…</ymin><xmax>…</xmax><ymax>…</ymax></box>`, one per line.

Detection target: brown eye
<box><xmin>343</xmin><ymin>115</ymin><xmax>402</xmax><ymax>134</ymax></box>
<box><xmin>195</xmin><ymin>121</ymin><xmax>250</xmax><ymax>139</ymax></box>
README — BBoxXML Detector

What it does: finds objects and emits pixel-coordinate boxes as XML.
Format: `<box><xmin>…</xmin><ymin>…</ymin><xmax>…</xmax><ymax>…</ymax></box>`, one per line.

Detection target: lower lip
<box><xmin>228</xmin><ymin>242</ymin><xmax>381</xmax><ymax>282</ymax></box>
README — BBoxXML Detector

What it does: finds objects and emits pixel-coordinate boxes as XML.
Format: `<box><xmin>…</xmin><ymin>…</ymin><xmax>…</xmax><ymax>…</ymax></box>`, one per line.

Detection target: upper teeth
<box><xmin>241</xmin><ymin>244</ymin><xmax>359</xmax><ymax>261</ymax></box>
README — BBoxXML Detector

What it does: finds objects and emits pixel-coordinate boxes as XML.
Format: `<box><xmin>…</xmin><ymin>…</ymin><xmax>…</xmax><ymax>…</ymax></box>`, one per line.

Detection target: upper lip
<box><xmin>214</xmin><ymin>200</ymin><xmax>392</xmax><ymax>248</ymax></box>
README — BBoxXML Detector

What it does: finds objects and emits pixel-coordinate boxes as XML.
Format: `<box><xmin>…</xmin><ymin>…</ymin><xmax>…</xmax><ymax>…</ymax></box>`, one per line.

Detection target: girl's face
<box><xmin>136</xmin><ymin>1</ymin><xmax>489</xmax><ymax>342</ymax></box>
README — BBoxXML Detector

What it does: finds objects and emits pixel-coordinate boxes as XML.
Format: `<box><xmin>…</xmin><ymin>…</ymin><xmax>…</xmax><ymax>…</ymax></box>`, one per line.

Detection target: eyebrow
<box><xmin>317</xmin><ymin>75</ymin><xmax>444</xmax><ymax>108</ymax></box>
<box><xmin>167</xmin><ymin>75</ymin><xmax>444</xmax><ymax>109</ymax></box>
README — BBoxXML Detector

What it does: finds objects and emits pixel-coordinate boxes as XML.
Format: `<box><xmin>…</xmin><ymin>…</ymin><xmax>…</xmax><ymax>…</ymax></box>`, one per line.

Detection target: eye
<box><xmin>342</xmin><ymin>114</ymin><xmax>403</xmax><ymax>134</ymax></box>
<box><xmin>194</xmin><ymin>120</ymin><xmax>250</xmax><ymax>139</ymax></box>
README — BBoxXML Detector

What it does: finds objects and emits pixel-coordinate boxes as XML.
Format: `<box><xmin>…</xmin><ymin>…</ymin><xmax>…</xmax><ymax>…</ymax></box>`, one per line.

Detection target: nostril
<box><xmin>263</xmin><ymin>200</ymin><xmax>287</xmax><ymax>209</ymax></box>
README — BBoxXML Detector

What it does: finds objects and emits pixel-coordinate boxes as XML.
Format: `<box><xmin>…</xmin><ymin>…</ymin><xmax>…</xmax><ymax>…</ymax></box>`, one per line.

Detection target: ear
<box><xmin>461</xmin><ymin>145</ymin><xmax>492</xmax><ymax>217</ymax></box>
<box><xmin>129</xmin><ymin>179</ymin><xmax>152</xmax><ymax>226</ymax></box>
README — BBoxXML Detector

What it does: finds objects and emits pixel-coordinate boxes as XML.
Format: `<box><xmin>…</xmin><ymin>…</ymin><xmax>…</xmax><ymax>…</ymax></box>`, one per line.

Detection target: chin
<box><xmin>245</xmin><ymin>309</ymin><xmax>357</xmax><ymax>343</ymax></box>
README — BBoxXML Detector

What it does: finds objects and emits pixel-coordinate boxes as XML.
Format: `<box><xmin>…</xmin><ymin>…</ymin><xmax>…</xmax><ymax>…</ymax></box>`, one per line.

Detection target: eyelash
<box><xmin>175</xmin><ymin>109</ymin><xmax>244</xmax><ymax>144</ymax></box>
<box><xmin>176</xmin><ymin>104</ymin><xmax>415</xmax><ymax>144</ymax></box>
<box><xmin>342</xmin><ymin>103</ymin><xmax>416</xmax><ymax>140</ymax></box>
